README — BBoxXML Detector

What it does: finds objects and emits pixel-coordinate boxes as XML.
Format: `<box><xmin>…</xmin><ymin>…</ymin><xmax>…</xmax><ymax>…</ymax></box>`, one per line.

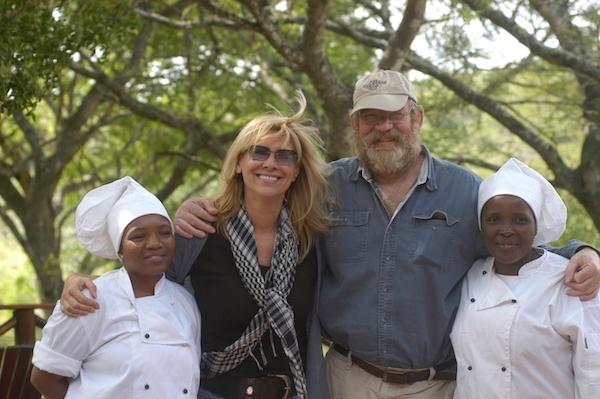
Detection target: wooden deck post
<box><xmin>0</xmin><ymin>304</ymin><xmax>55</xmax><ymax>345</ymax></box>
<box><xmin>14</xmin><ymin>309</ymin><xmax>36</xmax><ymax>345</ymax></box>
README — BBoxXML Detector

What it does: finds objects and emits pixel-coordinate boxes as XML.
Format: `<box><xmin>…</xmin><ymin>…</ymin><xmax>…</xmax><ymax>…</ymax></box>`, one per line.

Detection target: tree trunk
<box><xmin>23</xmin><ymin>202</ymin><xmax>64</xmax><ymax>303</ymax></box>
<box><xmin>575</xmin><ymin>78</ymin><xmax>600</xmax><ymax>231</ymax></box>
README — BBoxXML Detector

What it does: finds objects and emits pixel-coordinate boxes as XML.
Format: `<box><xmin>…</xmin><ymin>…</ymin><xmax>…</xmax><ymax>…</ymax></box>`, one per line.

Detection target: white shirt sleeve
<box><xmin>32</xmin><ymin>301</ymin><xmax>95</xmax><ymax>378</ymax></box>
<box><xmin>554</xmin><ymin>296</ymin><xmax>600</xmax><ymax>399</ymax></box>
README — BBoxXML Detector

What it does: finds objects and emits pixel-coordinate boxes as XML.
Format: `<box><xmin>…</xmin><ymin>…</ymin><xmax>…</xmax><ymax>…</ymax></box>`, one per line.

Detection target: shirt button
<box><xmin>512</xmin><ymin>299</ymin><xmax>517</xmax><ymax>304</ymax></box>
<box><xmin>470</xmin><ymin>298</ymin><xmax>475</xmax><ymax>303</ymax></box>
<box><xmin>385</xmin><ymin>256</ymin><xmax>391</xmax><ymax>261</ymax></box>
<box><xmin>245</xmin><ymin>386</ymin><xmax>254</xmax><ymax>396</ymax></box>
<box><xmin>183</xmin><ymin>388</ymin><xmax>188</xmax><ymax>394</ymax></box>
<box><xmin>501</xmin><ymin>366</ymin><xmax>507</xmax><ymax>372</ymax></box>
<box><xmin>467</xmin><ymin>366</ymin><xmax>472</xmax><ymax>371</ymax></box>
<box><xmin>145</xmin><ymin>333</ymin><xmax>150</xmax><ymax>339</ymax></box>
<box><xmin>144</xmin><ymin>384</ymin><xmax>150</xmax><ymax>390</ymax></box>
<box><xmin>482</xmin><ymin>270</ymin><xmax>487</xmax><ymax>275</ymax></box>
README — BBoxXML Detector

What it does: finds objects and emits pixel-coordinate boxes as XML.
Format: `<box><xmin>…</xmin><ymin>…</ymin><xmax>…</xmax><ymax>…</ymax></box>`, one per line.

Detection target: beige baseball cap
<box><xmin>351</xmin><ymin>70</ymin><xmax>417</xmax><ymax>115</ymax></box>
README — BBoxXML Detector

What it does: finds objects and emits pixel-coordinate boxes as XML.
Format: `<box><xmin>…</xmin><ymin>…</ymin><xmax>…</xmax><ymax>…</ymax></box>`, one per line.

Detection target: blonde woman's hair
<box><xmin>213</xmin><ymin>91</ymin><xmax>330</xmax><ymax>261</ymax></box>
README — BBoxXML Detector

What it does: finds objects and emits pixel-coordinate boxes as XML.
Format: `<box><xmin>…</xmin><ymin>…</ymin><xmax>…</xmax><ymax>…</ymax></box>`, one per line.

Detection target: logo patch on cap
<box><xmin>363</xmin><ymin>79</ymin><xmax>386</xmax><ymax>91</ymax></box>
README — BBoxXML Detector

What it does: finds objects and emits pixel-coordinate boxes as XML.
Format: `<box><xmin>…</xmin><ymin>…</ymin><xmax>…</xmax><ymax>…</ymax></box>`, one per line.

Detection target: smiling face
<box><xmin>353</xmin><ymin>103</ymin><xmax>424</xmax><ymax>176</ymax></box>
<box><xmin>236</xmin><ymin>135</ymin><xmax>300</xmax><ymax>204</ymax></box>
<box><xmin>481</xmin><ymin>194</ymin><xmax>538</xmax><ymax>274</ymax></box>
<box><xmin>119</xmin><ymin>214</ymin><xmax>175</xmax><ymax>279</ymax></box>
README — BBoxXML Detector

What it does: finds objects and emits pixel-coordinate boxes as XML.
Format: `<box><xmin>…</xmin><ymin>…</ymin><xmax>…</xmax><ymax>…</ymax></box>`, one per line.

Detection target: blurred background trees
<box><xmin>1</xmin><ymin>0</ymin><xmax>599</xmax><ymax>305</ymax></box>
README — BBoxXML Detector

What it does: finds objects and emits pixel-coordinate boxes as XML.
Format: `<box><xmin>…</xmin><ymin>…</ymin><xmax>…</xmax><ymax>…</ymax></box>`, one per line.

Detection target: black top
<box><xmin>190</xmin><ymin>232</ymin><xmax>318</xmax><ymax>377</ymax></box>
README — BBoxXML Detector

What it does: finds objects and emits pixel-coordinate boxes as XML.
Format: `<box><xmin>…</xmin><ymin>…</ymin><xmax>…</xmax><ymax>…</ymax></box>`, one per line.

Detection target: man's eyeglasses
<box><xmin>359</xmin><ymin>103</ymin><xmax>416</xmax><ymax>126</ymax></box>
<box><xmin>248</xmin><ymin>145</ymin><xmax>298</xmax><ymax>166</ymax></box>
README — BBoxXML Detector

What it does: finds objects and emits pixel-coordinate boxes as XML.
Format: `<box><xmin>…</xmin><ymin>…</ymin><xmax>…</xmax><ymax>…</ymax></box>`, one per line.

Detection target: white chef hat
<box><xmin>478</xmin><ymin>158</ymin><xmax>567</xmax><ymax>246</ymax></box>
<box><xmin>75</xmin><ymin>176</ymin><xmax>172</xmax><ymax>259</ymax></box>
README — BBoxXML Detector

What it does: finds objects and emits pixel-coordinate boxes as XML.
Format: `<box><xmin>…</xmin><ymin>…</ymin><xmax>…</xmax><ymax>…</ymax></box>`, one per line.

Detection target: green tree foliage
<box><xmin>0</xmin><ymin>0</ymin><xmax>135</xmax><ymax>114</ymax></box>
<box><xmin>0</xmin><ymin>0</ymin><xmax>598</xmax><ymax>304</ymax></box>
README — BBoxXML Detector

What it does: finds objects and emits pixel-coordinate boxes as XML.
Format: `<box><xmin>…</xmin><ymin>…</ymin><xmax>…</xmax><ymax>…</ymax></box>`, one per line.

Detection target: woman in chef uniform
<box><xmin>30</xmin><ymin>176</ymin><xmax>201</xmax><ymax>399</ymax></box>
<box><xmin>450</xmin><ymin>158</ymin><xmax>600</xmax><ymax>399</ymax></box>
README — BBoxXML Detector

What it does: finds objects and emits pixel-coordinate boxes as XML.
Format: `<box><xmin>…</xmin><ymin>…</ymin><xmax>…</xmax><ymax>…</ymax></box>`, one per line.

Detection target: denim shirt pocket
<box><xmin>411</xmin><ymin>210</ymin><xmax>460</xmax><ymax>270</ymax></box>
<box><xmin>325</xmin><ymin>210</ymin><xmax>369</xmax><ymax>262</ymax></box>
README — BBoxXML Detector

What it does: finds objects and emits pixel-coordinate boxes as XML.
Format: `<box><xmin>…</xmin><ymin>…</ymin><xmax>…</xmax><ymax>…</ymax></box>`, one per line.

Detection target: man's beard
<box><xmin>355</xmin><ymin>124</ymin><xmax>422</xmax><ymax>176</ymax></box>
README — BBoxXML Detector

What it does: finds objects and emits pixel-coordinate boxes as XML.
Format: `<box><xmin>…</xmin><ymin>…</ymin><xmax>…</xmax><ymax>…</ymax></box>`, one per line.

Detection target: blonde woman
<box><xmin>61</xmin><ymin>92</ymin><xmax>331</xmax><ymax>399</ymax></box>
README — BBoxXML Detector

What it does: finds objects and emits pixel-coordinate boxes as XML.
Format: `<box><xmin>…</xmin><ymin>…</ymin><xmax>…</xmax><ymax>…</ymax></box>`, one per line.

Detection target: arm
<box><xmin>569</xmin><ymin>299</ymin><xmax>600</xmax><ymax>398</ymax></box>
<box><xmin>174</xmin><ymin>197</ymin><xmax>219</xmax><ymax>239</ymax></box>
<box><xmin>166</xmin><ymin>234</ymin><xmax>207</xmax><ymax>284</ymax></box>
<box><xmin>60</xmin><ymin>273</ymin><xmax>100</xmax><ymax>317</ymax></box>
<box><xmin>545</xmin><ymin>241</ymin><xmax>600</xmax><ymax>301</ymax></box>
<box><xmin>32</xmin><ymin>303</ymin><xmax>93</xmax><ymax>396</ymax></box>
<box><xmin>565</xmin><ymin>248</ymin><xmax>600</xmax><ymax>301</ymax></box>
<box><xmin>30</xmin><ymin>366</ymin><xmax>68</xmax><ymax>399</ymax></box>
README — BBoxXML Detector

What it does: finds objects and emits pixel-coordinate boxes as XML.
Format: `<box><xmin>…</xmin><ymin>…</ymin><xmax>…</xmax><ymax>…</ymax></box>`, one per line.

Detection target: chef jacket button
<box><xmin>470</xmin><ymin>298</ymin><xmax>475</xmax><ymax>303</ymax></box>
<box><xmin>511</xmin><ymin>299</ymin><xmax>517</xmax><ymax>303</ymax></box>
<box><xmin>144</xmin><ymin>384</ymin><xmax>150</xmax><ymax>390</ymax></box>
<box><xmin>145</xmin><ymin>333</ymin><xmax>150</xmax><ymax>339</ymax></box>
<box><xmin>501</xmin><ymin>366</ymin><xmax>507</xmax><ymax>372</ymax></box>
<box><xmin>467</xmin><ymin>366</ymin><xmax>472</xmax><ymax>371</ymax></box>
<box><xmin>183</xmin><ymin>388</ymin><xmax>188</xmax><ymax>394</ymax></box>
<box><xmin>482</xmin><ymin>270</ymin><xmax>487</xmax><ymax>275</ymax></box>
<box><xmin>245</xmin><ymin>385</ymin><xmax>254</xmax><ymax>396</ymax></box>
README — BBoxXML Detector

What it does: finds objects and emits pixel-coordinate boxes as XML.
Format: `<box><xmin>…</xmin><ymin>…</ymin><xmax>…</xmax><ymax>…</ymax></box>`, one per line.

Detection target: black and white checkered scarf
<box><xmin>201</xmin><ymin>206</ymin><xmax>307</xmax><ymax>398</ymax></box>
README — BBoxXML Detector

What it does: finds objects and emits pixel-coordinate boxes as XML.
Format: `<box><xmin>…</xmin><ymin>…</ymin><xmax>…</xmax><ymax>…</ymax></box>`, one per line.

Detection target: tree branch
<box><xmin>0</xmin><ymin>174</ymin><xmax>26</xmax><ymax>219</ymax></box>
<box><xmin>70</xmin><ymin>64</ymin><xmax>227</xmax><ymax>158</ymax></box>
<box><xmin>355</xmin><ymin>0</ymin><xmax>394</xmax><ymax>31</ymax></box>
<box><xmin>302</xmin><ymin>0</ymin><xmax>328</xmax><ymax>61</ymax></box>
<box><xmin>326</xmin><ymin>19</ymin><xmax>387</xmax><ymax>48</ymax></box>
<box><xmin>407</xmin><ymin>50</ymin><xmax>575</xmax><ymax>190</ymax></box>
<box><xmin>50</xmin><ymin>84</ymin><xmax>106</xmax><ymax>182</ymax></box>
<box><xmin>462</xmin><ymin>0</ymin><xmax>600</xmax><ymax>82</ymax></box>
<box><xmin>238</xmin><ymin>0</ymin><xmax>304</xmax><ymax>65</ymax></box>
<box><xmin>12</xmin><ymin>111</ymin><xmax>44</xmax><ymax>165</ymax></box>
<box><xmin>134</xmin><ymin>8</ymin><xmax>240</xmax><ymax>29</ymax></box>
<box><xmin>0</xmin><ymin>206</ymin><xmax>27</xmax><ymax>253</ymax></box>
<box><xmin>197</xmin><ymin>0</ymin><xmax>260</xmax><ymax>30</ymax></box>
<box><xmin>528</xmin><ymin>0</ymin><xmax>583</xmax><ymax>52</ymax></box>
<box><xmin>444</xmin><ymin>156</ymin><xmax>501</xmax><ymax>172</ymax></box>
<box><xmin>379</xmin><ymin>0</ymin><xmax>427</xmax><ymax>70</ymax></box>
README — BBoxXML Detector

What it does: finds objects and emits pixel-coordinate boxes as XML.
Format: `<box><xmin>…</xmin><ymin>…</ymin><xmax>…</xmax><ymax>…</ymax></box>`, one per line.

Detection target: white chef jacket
<box><xmin>33</xmin><ymin>267</ymin><xmax>201</xmax><ymax>399</ymax></box>
<box><xmin>450</xmin><ymin>250</ymin><xmax>600</xmax><ymax>399</ymax></box>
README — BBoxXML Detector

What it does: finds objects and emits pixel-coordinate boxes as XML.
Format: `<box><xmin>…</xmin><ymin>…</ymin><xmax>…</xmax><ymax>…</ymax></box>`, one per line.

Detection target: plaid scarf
<box><xmin>201</xmin><ymin>206</ymin><xmax>307</xmax><ymax>398</ymax></box>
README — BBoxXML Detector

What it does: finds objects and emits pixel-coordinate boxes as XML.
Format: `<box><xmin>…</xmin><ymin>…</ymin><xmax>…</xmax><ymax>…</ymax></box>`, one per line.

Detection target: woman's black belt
<box><xmin>201</xmin><ymin>373</ymin><xmax>293</xmax><ymax>399</ymax></box>
<box><xmin>331</xmin><ymin>343</ymin><xmax>456</xmax><ymax>384</ymax></box>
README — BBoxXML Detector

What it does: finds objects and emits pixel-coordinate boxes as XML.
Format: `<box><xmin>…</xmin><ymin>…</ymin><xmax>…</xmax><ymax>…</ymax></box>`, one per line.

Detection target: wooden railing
<box><xmin>0</xmin><ymin>305</ymin><xmax>53</xmax><ymax>399</ymax></box>
<box><xmin>0</xmin><ymin>304</ymin><xmax>54</xmax><ymax>345</ymax></box>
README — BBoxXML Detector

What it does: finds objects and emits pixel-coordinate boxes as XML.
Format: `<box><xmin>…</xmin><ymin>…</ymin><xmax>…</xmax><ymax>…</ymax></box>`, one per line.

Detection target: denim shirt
<box><xmin>319</xmin><ymin>146</ymin><xmax>585</xmax><ymax>369</ymax></box>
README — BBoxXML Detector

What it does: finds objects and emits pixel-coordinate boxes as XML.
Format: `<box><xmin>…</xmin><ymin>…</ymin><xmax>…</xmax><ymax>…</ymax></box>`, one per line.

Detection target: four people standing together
<box><xmin>44</xmin><ymin>70</ymin><xmax>600</xmax><ymax>399</ymax></box>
